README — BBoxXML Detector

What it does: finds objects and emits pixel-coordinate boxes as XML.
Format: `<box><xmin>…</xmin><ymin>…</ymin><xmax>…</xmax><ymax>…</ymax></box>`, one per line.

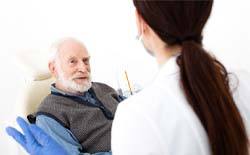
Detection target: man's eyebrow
<box><xmin>67</xmin><ymin>56</ymin><xmax>77</xmax><ymax>60</ymax></box>
<box><xmin>83</xmin><ymin>56</ymin><xmax>90</xmax><ymax>60</ymax></box>
<box><xmin>67</xmin><ymin>56</ymin><xmax>90</xmax><ymax>60</ymax></box>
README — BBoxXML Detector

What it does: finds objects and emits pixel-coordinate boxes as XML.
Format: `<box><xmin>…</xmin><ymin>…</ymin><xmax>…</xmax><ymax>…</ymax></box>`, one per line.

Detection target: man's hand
<box><xmin>6</xmin><ymin>117</ymin><xmax>68</xmax><ymax>155</ymax></box>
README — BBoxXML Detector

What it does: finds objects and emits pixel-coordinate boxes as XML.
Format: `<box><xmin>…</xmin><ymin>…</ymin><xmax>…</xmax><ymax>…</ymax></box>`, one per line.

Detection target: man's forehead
<box><xmin>58</xmin><ymin>41</ymin><xmax>90</xmax><ymax>58</ymax></box>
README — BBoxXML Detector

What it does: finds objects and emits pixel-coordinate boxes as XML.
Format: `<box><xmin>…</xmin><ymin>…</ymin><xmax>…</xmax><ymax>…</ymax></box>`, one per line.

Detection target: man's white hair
<box><xmin>48</xmin><ymin>37</ymin><xmax>87</xmax><ymax>63</ymax></box>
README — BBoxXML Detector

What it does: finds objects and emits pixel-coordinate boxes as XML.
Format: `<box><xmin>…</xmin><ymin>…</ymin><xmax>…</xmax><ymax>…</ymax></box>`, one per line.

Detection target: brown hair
<box><xmin>133</xmin><ymin>1</ymin><xmax>248</xmax><ymax>155</ymax></box>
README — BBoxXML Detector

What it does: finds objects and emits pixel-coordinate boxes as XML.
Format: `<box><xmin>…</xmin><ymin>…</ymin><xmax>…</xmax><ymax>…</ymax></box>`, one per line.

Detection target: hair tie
<box><xmin>179</xmin><ymin>35</ymin><xmax>203</xmax><ymax>44</ymax></box>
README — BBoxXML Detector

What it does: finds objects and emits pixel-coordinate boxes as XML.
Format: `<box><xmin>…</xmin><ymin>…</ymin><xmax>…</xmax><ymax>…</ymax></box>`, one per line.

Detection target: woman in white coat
<box><xmin>6</xmin><ymin>1</ymin><xmax>250</xmax><ymax>155</ymax></box>
<box><xmin>112</xmin><ymin>1</ymin><xmax>250</xmax><ymax>155</ymax></box>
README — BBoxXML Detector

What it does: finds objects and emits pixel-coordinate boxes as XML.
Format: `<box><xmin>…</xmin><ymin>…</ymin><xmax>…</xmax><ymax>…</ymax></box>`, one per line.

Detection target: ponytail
<box><xmin>177</xmin><ymin>40</ymin><xmax>248</xmax><ymax>155</ymax></box>
<box><xmin>132</xmin><ymin>0</ymin><xmax>249</xmax><ymax>154</ymax></box>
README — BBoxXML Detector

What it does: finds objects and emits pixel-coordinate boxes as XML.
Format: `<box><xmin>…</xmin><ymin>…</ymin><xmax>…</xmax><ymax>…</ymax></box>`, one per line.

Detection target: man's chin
<box><xmin>58</xmin><ymin>77</ymin><xmax>92</xmax><ymax>93</ymax></box>
<box><xmin>67</xmin><ymin>84</ymin><xmax>90</xmax><ymax>93</ymax></box>
<box><xmin>74</xmin><ymin>81</ymin><xmax>91</xmax><ymax>87</ymax></box>
<box><xmin>74</xmin><ymin>81</ymin><xmax>92</xmax><ymax>91</ymax></box>
<box><xmin>73</xmin><ymin>79</ymin><xmax>91</xmax><ymax>85</ymax></box>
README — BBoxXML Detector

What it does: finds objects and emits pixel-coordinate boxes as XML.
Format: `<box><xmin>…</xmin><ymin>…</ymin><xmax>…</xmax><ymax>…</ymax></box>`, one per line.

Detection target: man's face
<box><xmin>54</xmin><ymin>41</ymin><xmax>92</xmax><ymax>93</ymax></box>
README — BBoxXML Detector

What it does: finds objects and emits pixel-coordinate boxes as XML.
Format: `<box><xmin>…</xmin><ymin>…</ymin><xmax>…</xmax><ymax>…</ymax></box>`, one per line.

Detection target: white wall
<box><xmin>0</xmin><ymin>0</ymin><xmax>249</xmax><ymax>154</ymax></box>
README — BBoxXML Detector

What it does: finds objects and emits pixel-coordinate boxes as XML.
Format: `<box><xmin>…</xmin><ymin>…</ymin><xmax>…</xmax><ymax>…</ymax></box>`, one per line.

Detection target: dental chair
<box><xmin>14</xmin><ymin>49</ymin><xmax>54</xmax><ymax>118</ymax></box>
<box><xmin>13</xmin><ymin>49</ymin><xmax>54</xmax><ymax>154</ymax></box>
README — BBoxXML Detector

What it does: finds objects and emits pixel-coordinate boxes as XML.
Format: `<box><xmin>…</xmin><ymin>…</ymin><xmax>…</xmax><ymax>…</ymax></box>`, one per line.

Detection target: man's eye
<box><xmin>84</xmin><ymin>60</ymin><xmax>89</xmax><ymax>64</ymax></box>
<box><xmin>70</xmin><ymin>60</ymin><xmax>76</xmax><ymax>64</ymax></box>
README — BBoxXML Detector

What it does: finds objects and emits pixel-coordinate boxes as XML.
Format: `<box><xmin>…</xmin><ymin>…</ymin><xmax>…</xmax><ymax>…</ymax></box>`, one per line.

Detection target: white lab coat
<box><xmin>111</xmin><ymin>56</ymin><xmax>250</xmax><ymax>155</ymax></box>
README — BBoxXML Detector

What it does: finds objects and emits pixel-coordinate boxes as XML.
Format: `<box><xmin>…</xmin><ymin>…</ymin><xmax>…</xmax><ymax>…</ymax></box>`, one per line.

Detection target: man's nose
<box><xmin>77</xmin><ymin>61</ymin><xmax>89</xmax><ymax>72</ymax></box>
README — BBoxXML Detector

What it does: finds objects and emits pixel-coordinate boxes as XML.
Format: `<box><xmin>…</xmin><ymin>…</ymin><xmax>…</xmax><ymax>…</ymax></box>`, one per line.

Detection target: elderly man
<box><xmin>28</xmin><ymin>38</ymin><xmax>124</xmax><ymax>155</ymax></box>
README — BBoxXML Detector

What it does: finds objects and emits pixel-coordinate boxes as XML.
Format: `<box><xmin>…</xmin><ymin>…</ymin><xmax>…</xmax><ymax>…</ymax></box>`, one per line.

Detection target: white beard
<box><xmin>58</xmin><ymin>75</ymin><xmax>92</xmax><ymax>93</ymax></box>
<box><xmin>57</xmin><ymin>66</ymin><xmax>92</xmax><ymax>93</ymax></box>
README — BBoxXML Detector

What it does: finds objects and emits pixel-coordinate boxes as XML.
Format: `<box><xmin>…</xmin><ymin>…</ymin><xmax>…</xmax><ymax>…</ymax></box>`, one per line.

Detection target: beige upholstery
<box><xmin>12</xmin><ymin>49</ymin><xmax>54</xmax><ymax>155</ymax></box>
<box><xmin>15</xmin><ymin>78</ymin><xmax>54</xmax><ymax>118</ymax></box>
<box><xmin>14</xmin><ymin>49</ymin><xmax>54</xmax><ymax>117</ymax></box>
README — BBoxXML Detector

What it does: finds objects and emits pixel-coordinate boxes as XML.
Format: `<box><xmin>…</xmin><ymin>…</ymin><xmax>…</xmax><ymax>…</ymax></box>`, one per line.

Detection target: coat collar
<box><xmin>156</xmin><ymin>54</ymin><xmax>180</xmax><ymax>79</ymax></box>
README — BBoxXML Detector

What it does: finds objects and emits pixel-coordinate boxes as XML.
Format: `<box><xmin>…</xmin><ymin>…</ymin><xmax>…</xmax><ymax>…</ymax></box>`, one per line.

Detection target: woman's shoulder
<box><xmin>229</xmin><ymin>69</ymin><xmax>250</xmax><ymax>135</ymax></box>
<box><xmin>229</xmin><ymin>70</ymin><xmax>250</xmax><ymax>97</ymax></box>
<box><xmin>115</xmin><ymin>83</ymin><xmax>185</xmax><ymax>124</ymax></box>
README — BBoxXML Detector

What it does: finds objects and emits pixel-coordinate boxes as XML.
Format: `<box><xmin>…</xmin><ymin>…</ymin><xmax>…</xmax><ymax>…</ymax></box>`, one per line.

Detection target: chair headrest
<box><xmin>15</xmin><ymin>49</ymin><xmax>52</xmax><ymax>81</ymax></box>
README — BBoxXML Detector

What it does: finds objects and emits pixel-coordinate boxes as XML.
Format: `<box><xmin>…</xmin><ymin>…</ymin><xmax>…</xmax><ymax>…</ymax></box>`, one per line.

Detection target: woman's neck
<box><xmin>154</xmin><ymin>44</ymin><xmax>182</xmax><ymax>66</ymax></box>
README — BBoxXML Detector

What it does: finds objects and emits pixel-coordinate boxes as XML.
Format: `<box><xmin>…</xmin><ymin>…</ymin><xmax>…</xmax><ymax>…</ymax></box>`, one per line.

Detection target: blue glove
<box><xmin>6</xmin><ymin>117</ymin><xmax>68</xmax><ymax>155</ymax></box>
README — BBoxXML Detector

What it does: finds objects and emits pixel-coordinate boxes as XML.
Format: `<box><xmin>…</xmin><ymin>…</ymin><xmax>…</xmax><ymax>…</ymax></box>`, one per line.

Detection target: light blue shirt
<box><xmin>36</xmin><ymin>115</ymin><xmax>111</xmax><ymax>155</ymax></box>
<box><xmin>36</xmin><ymin>84</ymin><xmax>113</xmax><ymax>155</ymax></box>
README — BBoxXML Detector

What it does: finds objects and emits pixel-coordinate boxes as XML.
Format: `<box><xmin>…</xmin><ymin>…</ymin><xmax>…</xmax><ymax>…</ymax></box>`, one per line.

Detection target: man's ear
<box><xmin>48</xmin><ymin>61</ymin><xmax>57</xmax><ymax>77</ymax></box>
